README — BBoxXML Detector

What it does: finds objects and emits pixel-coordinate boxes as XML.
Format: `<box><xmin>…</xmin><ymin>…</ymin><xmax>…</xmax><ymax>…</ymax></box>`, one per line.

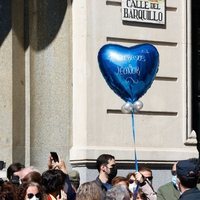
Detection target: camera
<box><xmin>10</xmin><ymin>175</ymin><xmax>20</xmax><ymax>185</ymax></box>
<box><xmin>0</xmin><ymin>178</ymin><xmax>4</xmax><ymax>186</ymax></box>
<box><xmin>0</xmin><ymin>161</ymin><xmax>6</xmax><ymax>170</ymax></box>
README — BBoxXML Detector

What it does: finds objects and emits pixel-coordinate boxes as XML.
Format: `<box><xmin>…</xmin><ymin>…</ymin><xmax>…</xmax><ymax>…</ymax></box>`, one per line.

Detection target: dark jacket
<box><xmin>92</xmin><ymin>177</ymin><xmax>109</xmax><ymax>200</ymax></box>
<box><xmin>94</xmin><ymin>177</ymin><xmax>112</xmax><ymax>193</ymax></box>
<box><xmin>63</xmin><ymin>174</ymin><xmax>76</xmax><ymax>200</ymax></box>
<box><xmin>179</xmin><ymin>187</ymin><xmax>200</xmax><ymax>200</ymax></box>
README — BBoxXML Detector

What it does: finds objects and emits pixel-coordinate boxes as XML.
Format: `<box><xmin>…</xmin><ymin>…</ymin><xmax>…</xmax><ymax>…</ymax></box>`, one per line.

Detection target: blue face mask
<box><xmin>172</xmin><ymin>175</ymin><xmax>177</xmax><ymax>185</ymax></box>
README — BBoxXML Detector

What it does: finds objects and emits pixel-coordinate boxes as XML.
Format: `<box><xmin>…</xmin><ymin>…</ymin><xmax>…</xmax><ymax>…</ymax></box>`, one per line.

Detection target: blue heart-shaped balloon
<box><xmin>98</xmin><ymin>43</ymin><xmax>159</xmax><ymax>103</ymax></box>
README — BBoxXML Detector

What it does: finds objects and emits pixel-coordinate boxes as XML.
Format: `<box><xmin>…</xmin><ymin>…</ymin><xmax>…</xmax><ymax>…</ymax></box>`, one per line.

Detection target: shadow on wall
<box><xmin>0</xmin><ymin>0</ymin><xmax>68</xmax><ymax>50</ymax></box>
<box><xmin>30</xmin><ymin>0</ymin><xmax>68</xmax><ymax>51</ymax></box>
<box><xmin>0</xmin><ymin>0</ymin><xmax>11</xmax><ymax>46</ymax></box>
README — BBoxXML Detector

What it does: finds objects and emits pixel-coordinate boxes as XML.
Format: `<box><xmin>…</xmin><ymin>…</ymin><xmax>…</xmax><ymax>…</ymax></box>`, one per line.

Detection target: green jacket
<box><xmin>157</xmin><ymin>182</ymin><xmax>180</xmax><ymax>200</ymax></box>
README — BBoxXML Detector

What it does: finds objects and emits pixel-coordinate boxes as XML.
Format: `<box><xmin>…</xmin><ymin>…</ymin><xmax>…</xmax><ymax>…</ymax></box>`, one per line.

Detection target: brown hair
<box><xmin>112</xmin><ymin>176</ymin><xmax>129</xmax><ymax>187</ymax></box>
<box><xmin>138</xmin><ymin>166</ymin><xmax>152</xmax><ymax>174</ymax></box>
<box><xmin>0</xmin><ymin>181</ymin><xmax>18</xmax><ymax>200</ymax></box>
<box><xmin>126</xmin><ymin>172</ymin><xmax>136</xmax><ymax>180</ymax></box>
<box><xmin>137</xmin><ymin>188</ymin><xmax>147</xmax><ymax>200</ymax></box>
<box><xmin>22</xmin><ymin>171</ymin><xmax>42</xmax><ymax>184</ymax></box>
<box><xmin>76</xmin><ymin>181</ymin><xmax>104</xmax><ymax>200</ymax></box>
<box><xmin>18</xmin><ymin>182</ymin><xmax>44</xmax><ymax>200</ymax></box>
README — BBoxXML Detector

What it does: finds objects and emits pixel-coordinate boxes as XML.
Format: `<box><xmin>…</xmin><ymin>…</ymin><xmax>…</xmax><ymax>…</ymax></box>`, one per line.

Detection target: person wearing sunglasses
<box><xmin>126</xmin><ymin>171</ymin><xmax>156</xmax><ymax>200</ymax></box>
<box><xmin>135</xmin><ymin>171</ymin><xmax>156</xmax><ymax>200</ymax></box>
<box><xmin>138</xmin><ymin>166</ymin><xmax>154</xmax><ymax>185</ymax></box>
<box><xmin>18</xmin><ymin>182</ymin><xmax>43</xmax><ymax>200</ymax></box>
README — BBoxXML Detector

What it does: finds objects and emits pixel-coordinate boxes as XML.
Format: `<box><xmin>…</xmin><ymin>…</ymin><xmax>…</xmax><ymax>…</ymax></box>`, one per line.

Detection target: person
<box><xmin>112</xmin><ymin>176</ymin><xmax>132</xmax><ymax>199</ymax></box>
<box><xmin>47</xmin><ymin>154</ymin><xmax>76</xmax><ymax>200</ymax></box>
<box><xmin>7</xmin><ymin>162</ymin><xmax>25</xmax><ymax>184</ymax></box>
<box><xmin>157</xmin><ymin>162</ymin><xmax>180</xmax><ymax>200</ymax></box>
<box><xmin>93</xmin><ymin>154</ymin><xmax>117</xmax><ymax>194</ymax></box>
<box><xmin>7</xmin><ymin>162</ymin><xmax>25</xmax><ymax>181</ymax></box>
<box><xmin>127</xmin><ymin>172</ymin><xmax>138</xmax><ymax>194</ymax></box>
<box><xmin>41</xmin><ymin>169</ymin><xmax>66</xmax><ymax>200</ymax></box>
<box><xmin>18</xmin><ymin>181</ymin><xmax>44</xmax><ymax>200</ymax></box>
<box><xmin>112</xmin><ymin>176</ymin><xmax>129</xmax><ymax>188</ymax></box>
<box><xmin>105</xmin><ymin>184</ymin><xmax>130</xmax><ymax>200</ymax></box>
<box><xmin>176</xmin><ymin>158</ymin><xmax>200</xmax><ymax>199</ymax></box>
<box><xmin>127</xmin><ymin>171</ymin><xmax>156</xmax><ymax>200</ymax></box>
<box><xmin>14</xmin><ymin>166</ymin><xmax>40</xmax><ymax>183</ymax></box>
<box><xmin>0</xmin><ymin>180</ymin><xmax>18</xmax><ymax>200</ymax></box>
<box><xmin>68</xmin><ymin>170</ymin><xmax>80</xmax><ymax>191</ymax></box>
<box><xmin>17</xmin><ymin>172</ymin><xmax>42</xmax><ymax>200</ymax></box>
<box><xmin>138</xmin><ymin>166</ymin><xmax>153</xmax><ymax>185</ymax></box>
<box><xmin>136</xmin><ymin>188</ymin><xmax>147</xmax><ymax>200</ymax></box>
<box><xmin>76</xmin><ymin>181</ymin><xmax>104</xmax><ymax>200</ymax></box>
<box><xmin>21</xmin><ymin>171</ymin><xmax>42</xmax><ymax>185</ymax></box>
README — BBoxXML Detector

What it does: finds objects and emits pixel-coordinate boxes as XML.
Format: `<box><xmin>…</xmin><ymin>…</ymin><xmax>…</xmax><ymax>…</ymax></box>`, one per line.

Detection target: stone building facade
<box><xmin>0</xmin><ymin>0</ymin><xmax>199</xmax><ymax>189</ymax></box>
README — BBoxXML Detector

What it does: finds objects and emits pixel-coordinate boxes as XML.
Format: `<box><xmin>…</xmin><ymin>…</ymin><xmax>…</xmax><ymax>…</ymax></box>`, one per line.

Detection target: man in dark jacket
<box><xmin>93</xmin><ymin>154</ymin><xmax>117</xmax><ymax>196</ymax></box>
<box><xmin>176</xmin><ymin>158</ymin><xmax>200</xmax><ymax>200</ymax></box>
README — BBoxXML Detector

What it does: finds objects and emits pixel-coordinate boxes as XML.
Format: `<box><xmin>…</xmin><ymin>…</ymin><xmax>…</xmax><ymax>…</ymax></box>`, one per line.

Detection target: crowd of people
<box><xmin>0</xmin><ymin>154</ymin><xmax>200</xmax><ymax>200</ymax></box>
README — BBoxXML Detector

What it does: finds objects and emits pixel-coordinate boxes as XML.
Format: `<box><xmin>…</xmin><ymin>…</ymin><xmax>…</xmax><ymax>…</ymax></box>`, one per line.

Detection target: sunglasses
<box><xmin>146</xmin><ymin>176</ymin><xmax>153</xmax><ymax>181</ymax></box>
<box><xmin>27</xmin><ymin>193</ymin><xmax>41</xmax><ymax>199</ymax></box>
<box><xmin>129</xmin><ymin>179</ymin><xmax>135</xmax><ymax>184</ymax></box>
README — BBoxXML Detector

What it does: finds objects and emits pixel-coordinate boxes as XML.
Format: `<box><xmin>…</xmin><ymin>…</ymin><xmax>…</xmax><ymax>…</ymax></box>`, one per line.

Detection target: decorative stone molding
<box><xmin>185</xmin><ymin>130</ymin><xmax>197</xmax><ymax>145</ymax></box>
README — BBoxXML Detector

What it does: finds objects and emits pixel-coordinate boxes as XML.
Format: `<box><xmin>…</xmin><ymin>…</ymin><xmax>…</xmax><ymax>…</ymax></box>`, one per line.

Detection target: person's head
<box><xmin>76</xmin><ymin>181</ymin><xmax>104</xmax><ymax>200</ymax></box>
<box><xmin>112</xmin><ymin>176</ymin><xmax>132</xmax><ymax>199</ymax></box>
<box><xmin>96</xmin><ymin>154</ymin><xmax>117</xmax><ymax>183</ymax></box>
<box><xmin>0</xmin><ymin>181</ymin><xmax>18</xmax><ymax>200</ymax></box>
<box><xmin>176</xmin><ymin>158</ymin><xmax>199</xmax><ymax>191</ymax></box>
<box><xmin>41</xmin><ymin>169</ymin><xmax>66</xmax><ymax>197</ymax></box>
<box><xmin>7</xmin><ymin>162</ymin><xmax>24</xmax><ymax>181</ymax></box>
<box><xmin>22</xmin><ymin>171</ymin><xmax>42</xmax><ymax>185</ymax></box>
<box><xmin>14</xmin><ymin>166</ymin><xmax>39</xmax><ymax>181</ymax></box>
<box><xmin>138</xmin><ymin>166</ymin><xmax>153</xmax><ymax>184</ymax></box>
<box><xmin>22</xmin><ymin>182</ymin><xmax>43</xmax><ymax>200</ymax></box>
<box><xmin>105</xmin><ymin>184</ymin><xmax>130</xmax><ymax>200</ymax></box>
<box><xmin>136</xmin><ymin>188</ymin><xmax>147</xmax><ymax>200</ymax></box>
<box><xmin>171</xmin><ymin>162</ymin><xmax>177</xmax><ymax>186</ymax></box>
<box><xmin>126</xmin><ymin>172</ymin><xmax>137</xmax><ymax>194</ymax></box>
<box><xmin>112</xmin><ymin>176</ymin><xmax>129</xmax><ymax>188</ymax></box>
<box><xmin>68</xmin><ymin>170</ymin><xmax>80</xmax><ymax>191</ymax></box>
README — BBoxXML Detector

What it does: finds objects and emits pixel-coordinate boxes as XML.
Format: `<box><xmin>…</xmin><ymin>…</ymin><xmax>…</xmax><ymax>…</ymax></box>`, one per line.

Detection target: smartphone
<box><xmin>50</xmin><ymin>152</ymin><xmax>59</xmax><ymax>162</ymax></box>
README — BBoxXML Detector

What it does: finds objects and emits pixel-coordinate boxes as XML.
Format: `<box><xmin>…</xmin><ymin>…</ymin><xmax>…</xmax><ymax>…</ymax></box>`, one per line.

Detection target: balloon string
<box><xmin>131</xmin><ymin>113</ymin><xmax>139</xmax><ymax>200</ymax></box>
<box><xmin>133</xmin><ymin>184</ymin><xmax>140</xmax><ymax>200</ymax></box>
<box><xmin>131</xmin><ymin>113</ymin><xmax>138</xmax><ymax>172</ymax></box>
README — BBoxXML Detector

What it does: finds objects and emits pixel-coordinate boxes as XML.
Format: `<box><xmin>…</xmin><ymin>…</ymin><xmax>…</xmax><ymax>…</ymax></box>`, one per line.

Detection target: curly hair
<box><xmin>0</xmin><ymin>181</ymin><xmax>18</xmax><ymax>200</ymax></box>
<box><xmin>18</xmin><ymin>182</ymin><xmax>44</xmax><ymax>200</ymax></box>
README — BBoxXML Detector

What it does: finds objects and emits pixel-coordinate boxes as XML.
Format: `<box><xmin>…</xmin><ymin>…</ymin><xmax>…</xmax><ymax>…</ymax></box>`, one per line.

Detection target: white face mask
<box><xmin>27</xmin><ymin>193</ymin><xmax>40</xmax><ymax>200</ymax></box>
<box><xmin>175</xmin><ymin>177</ymin><xmax>182</xmax><ymax>194</ymax></box>
<box><xmin>171</xmin><ymin>175</ymin><xmax>177</xmax><ymax>185</ymax></box>
<box><xmin>129</xmin><ymin>182</ymin><xmax>137</xmax><ymax>193</ymax></box>
<box><xmin>28</xmin><ymin>196</ymin><xmax>40</xmax><ymax>200</ymax></box>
